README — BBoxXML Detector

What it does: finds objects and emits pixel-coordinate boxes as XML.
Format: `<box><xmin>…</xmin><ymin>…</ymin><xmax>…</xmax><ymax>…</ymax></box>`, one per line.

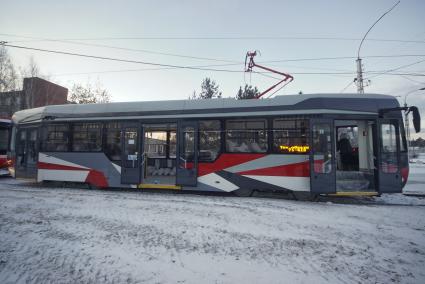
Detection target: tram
<box><xmin>0</xmin><ymin>118</ymin><xmax>11</xmax><ymax>176</ymax></box>
<box><xmin>9</xmin><ymin>93</ymin><xmax>421</xmax><ymax>196</ymax></box>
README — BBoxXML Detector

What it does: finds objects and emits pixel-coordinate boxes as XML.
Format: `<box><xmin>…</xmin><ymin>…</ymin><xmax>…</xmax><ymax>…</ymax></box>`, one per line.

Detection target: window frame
<box><xmin>272</xmin><ymin>117</ymin><xmax>310</xmax><ymax>155</ymax></box>
<box><xmin>224</xmin><ymin>118</ymin><xmax>269</xmax><ymax>154</ymax></box>
<box><xmin>71</xmin><ymin>122</ymin><xmax>103</xmax><ymax>152</ymax></box>
<box><xmin>198</xmin><ymin>120</ymin><xmax>222</xmax><ymax>162</ymax></box>
<box><xmin>42</xmin><ymin>123</ymin><xmax>70</xmax><ymax>152</ymax></box>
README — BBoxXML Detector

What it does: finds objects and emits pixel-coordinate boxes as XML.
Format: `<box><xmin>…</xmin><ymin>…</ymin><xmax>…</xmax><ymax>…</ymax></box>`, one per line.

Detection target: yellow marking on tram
<box><xmin>279</xmin><ymin>145</ymin><xmax>310</xmax><ymax>153</ymax></box>
<box><xmin>138</xmin><ymin>184</ymin><xmax>181</xmax><ymax>190</ymax></box>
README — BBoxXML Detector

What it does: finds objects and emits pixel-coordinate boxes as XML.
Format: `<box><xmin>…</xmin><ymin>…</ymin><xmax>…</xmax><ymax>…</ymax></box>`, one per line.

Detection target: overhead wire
<box><xmin>3</xmin><ymin>33</ymin><xmax>425</xmax><ymax>43</ymax></box>
<box><xmin>0</xmin><ymin>34</ymin><xmax>240</xmax><ymax>64</ymax></box>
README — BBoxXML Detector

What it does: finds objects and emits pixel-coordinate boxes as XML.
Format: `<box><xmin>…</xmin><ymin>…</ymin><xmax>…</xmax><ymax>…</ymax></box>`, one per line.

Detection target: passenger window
<box><xmin>199</xmin><ymin>120</ymin><xmax>221</xmax><ymax>161</ymax></box>
<box><xmin>72</xmin><ymin>123</ymin><xmax>102</xmax><ymax>152</ymax></box>
<box><xmin>380</xmin><ymin>122</ymin><xmax>399</xmax><ymax>173</ymax></box>
<box><xmin>145</xmin><ymin>131</ymin><xmax>167</xmax><ymax>158</ymax></box>
<box><xmin>312</xmin><ymin>123</ymin><xmax>332</xmax><ymax>174</ymax></box>
<box><xmin>273</xmin><ymin>119</ymin><xmax>309</xmax><ymax>153</ymax></box>
<box><xmin>44</xmin><ymin>124</ymin><xmax>69</xmax><ymax>152</ymax></box>
<box><xmin>169</xmin><ymin>131</ymin><xmax>177</xmax><ymax>158</ymax></box>
<box><xmin>16</xmin><ymin>130</ymin><xmax>26</xmax><ymax>167</ymax></box>
<box><xmin>27</xmin><ymin>129</ymin><xmax>38</xmax><ymax>165</ymax></box>
<box><xmin>105</xmin><ymin>122</ymin><xmax>122</xmax><ymax>161</ymax></box>
<box><xmin>0</xmin><ymin>128</ymin><xmax>9</xmax><ymax>155</ymax></box>
<box><xmin>399</xmin><ymin>124</ymin><xmax>407</xmax><ymax>152</ymax></box>
<box><xmin>123</xmin><ymin>128</ymin><xmax>138</xmax><ymax>168</ymax></box>
<box><xmin>381</xmin><ymin>123</ymin><xmax>397</xmax><ymax>153</ymax></box>
<box><xmin>226</xmin><ymin>119</ymin><xmax>267</xmax><ymax>153</ymax></box>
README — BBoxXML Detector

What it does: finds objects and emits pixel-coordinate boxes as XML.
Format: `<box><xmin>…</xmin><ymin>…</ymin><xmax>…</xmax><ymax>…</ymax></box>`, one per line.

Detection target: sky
<box><xmin>0</xmin><ymin>0</ymin><xmax>424</xmax><ymax>114</ymax></box>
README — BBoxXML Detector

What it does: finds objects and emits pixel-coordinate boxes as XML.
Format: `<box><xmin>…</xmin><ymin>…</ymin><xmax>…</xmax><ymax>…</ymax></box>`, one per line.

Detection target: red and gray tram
<box><xmin>9</xmin><ymin>93</ymin><xmax>420</xmax><ymax>196</ymax></box>
<box><xmin>0</xmin><ymin>118</ymin><xmax>11</xmax><ymax>176</ymax></box>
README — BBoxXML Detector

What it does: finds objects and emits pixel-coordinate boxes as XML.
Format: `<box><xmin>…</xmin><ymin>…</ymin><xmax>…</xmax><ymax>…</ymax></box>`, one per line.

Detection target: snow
<box><xmin>405</xmin><ymin>156</ymin><xmax>425</xmax><ymax>195</ymax></box>
<box><xmin>0</xmin><ymin>178</ymin><xmax>424</xmax><ymax>283</ymax></box>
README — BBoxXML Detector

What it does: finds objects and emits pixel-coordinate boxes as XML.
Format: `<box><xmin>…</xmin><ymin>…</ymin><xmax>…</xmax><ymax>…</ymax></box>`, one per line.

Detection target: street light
<box><xmin>355</xmin><ymin>1</ymin><xmax>400</xmax><ymax>94</ymax></box>
<box><xmin>403</xmin><ymin>87</ymin><xmax>425</xmax><ymax>151</ymax></box>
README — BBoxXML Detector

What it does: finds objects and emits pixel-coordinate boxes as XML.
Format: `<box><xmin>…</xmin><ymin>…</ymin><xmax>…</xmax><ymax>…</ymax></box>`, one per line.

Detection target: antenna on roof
<box><xmin>244</xmin><ymin>51</ymin><xmax>293</xmax><ymax>99</ymax></box>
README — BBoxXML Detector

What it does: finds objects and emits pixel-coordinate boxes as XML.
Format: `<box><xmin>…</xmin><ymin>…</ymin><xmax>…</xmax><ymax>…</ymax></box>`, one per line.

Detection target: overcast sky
<box><xmin>1</xmin><ymin>0</ymin><xmax>424</xmax><ymax>109</ymax></box>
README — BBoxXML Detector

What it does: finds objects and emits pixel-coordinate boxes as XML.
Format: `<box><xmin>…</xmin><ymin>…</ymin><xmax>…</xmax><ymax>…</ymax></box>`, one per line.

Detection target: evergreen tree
<box><xmin>190</xmin><ymin>78</ymin><xmax>222</xmax><ymax>99</ymax></box>
<box><xmin>236</xmin><ymin>84</ymin><xmax>259</xmax><ymax>99</ymax></box>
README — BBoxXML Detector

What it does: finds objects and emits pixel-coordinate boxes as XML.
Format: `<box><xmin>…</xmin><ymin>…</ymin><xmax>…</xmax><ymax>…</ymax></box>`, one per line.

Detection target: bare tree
<box><xmin>0</xmin><ymin>46</ymin><xmax>19</xmax><ymax>92</ymax></box>
<box><xmin>69</xmin><ymin>79</ymin><xmax>111</xmax><ymax>104</ymax></box>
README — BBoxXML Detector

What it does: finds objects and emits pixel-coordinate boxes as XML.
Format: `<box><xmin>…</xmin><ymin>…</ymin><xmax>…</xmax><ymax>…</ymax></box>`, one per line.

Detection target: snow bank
<box><xmin>0</xmin><ymin>181</ymin><xmax>424</xmax><ymax>283</ymax></box>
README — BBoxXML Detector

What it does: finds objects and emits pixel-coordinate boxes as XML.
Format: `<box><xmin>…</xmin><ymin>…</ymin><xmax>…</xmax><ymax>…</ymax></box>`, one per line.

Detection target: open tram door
<box><xmin>15</xmin><ymin>126</ymin><xmax>39</xmax><ymax>179</ymax></box>
<box><xmin>377</xmin><ymin>106</ymin><xmax>420</xmax><ymax>193</ymax></box>
<box><xmin>310</xmin><ymin>119</ymin><xmax>336</xmax><ymax>194</ymax></box>
<box><xmin>377</xmin><ymin>119</ymin><xmax>403</xmax><ymax>193</ymax></box>
<box><xmin>176</xmin><ymin>120</ymin><xmax>198</xmax><ymax>186</ymax></box>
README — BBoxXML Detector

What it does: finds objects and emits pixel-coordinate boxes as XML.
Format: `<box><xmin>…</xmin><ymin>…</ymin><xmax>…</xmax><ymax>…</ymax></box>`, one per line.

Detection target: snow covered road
<box><xmin>0</xmin><ymin>180</ymin><xmax>424</xmax><ymax>283</ymax></box>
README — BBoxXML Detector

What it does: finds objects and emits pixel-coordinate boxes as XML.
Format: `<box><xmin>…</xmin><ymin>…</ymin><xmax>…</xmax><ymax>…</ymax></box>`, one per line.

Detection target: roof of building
<box><xmin>12</xmin><ymin>93</ymin><xmax>400</xmax><ymax>124</ymax></box>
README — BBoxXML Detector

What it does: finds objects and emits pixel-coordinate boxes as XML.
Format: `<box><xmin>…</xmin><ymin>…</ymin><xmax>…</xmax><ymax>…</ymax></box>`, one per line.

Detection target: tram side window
<box><xmin>380</xmin><ymin>122</ymin><xmax>399</xmax><ymax>173</ymax></box>
<box><xmin>44</xmin><ymin>124</ymin><xmax>69</xmax><ymax>152</ymax></box>
<box><xmin>399</xmin><ymin>124</ymin><xmax>407</xmax><ymax>152</ymax></box>
<box><xmin>226</xmin><ymin>119</ymin><xmax>267</xmax><ymax>153</ymax></box>
<box><xmin>273</xmin><ymin>118</ymin><xmax>309</xmax><ymax>154</ymax></box>
<box><xmin>0</xmin><ymin>127</ymin><xmax>9</xmax><ymax>155</ymax></box>
<box><xmin>27</xmin><ymin>129</ymin><xmax>38</xmax><ymax>165</ymax></box>
<box><xmin>72</xmin><ymin>123</ymin><xmax>102</xmax><ymax>152</ymax></box>
<box><xmin>105</xmin><ymin>122</ymin><xmax>122</xmax><ymax>161</ymax></box>
<box><xmin>199</xmin><ymin>120</ymin><xmax>221</xmax><ymax>161</ymax></box>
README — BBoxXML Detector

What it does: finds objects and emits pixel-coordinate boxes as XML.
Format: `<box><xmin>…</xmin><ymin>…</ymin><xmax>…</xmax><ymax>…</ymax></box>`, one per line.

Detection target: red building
<box><xmin>0</xmin><ymin>77</ymin><xmax>68</xmax><ymax>118</ymax></box>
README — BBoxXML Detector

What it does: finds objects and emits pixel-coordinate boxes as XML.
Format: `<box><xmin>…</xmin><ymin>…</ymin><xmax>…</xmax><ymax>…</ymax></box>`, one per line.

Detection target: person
<box><xmin>337</xmin><ymin>133</ymin><xmax>353</xmax><ymax>170</ymax></box>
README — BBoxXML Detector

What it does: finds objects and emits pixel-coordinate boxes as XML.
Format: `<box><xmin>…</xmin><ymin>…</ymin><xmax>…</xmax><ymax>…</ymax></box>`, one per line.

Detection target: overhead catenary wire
<box><xmin>1</xmin><ymin>34</ymin><xmax>425</xmax><ymax>65</ymax></box>
<box><xmin>0</xmin><ymin>33</ymin><xmax>240</xmax><ymax>64</ymax></box>
<box><xmin>3</xmin><ymin>33</ymin><xmax>425</xmax><ymax>44</ymax></box>
<box><xmin>2</xmin><ymin>42</ymin><xmax>425</xmax><ymax>75</ymax></box>
<box><xmin>364</xmin><ymin>58</ymin><xmax>425</xmax><ymax>80</ymax></box>
<box><xmin>1</xmin><ymin>43</ymin><xmax>246</xmax><ymax>73</ymax></box>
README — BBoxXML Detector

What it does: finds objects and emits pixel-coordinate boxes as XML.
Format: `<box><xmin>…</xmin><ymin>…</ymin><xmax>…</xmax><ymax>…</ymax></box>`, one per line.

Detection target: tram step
<box><xmin>138</xmin><ymin>184</ymin><xmax>181</xmax><ymax>190</ymax></box>
<box><xmin>328</xmin><ymin>191</ymin><xmax>378</xmax><ymax>197</ymax></box>
<box><xmin>337</xmin><ymin>179</ymin><xmax>370</xmax><ymax>191</ymax></box>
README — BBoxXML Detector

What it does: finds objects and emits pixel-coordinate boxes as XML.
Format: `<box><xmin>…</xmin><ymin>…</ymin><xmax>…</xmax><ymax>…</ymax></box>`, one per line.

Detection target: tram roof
<box><xmin>13</xmin><ymin>93</ymin><xmax>400</xmax><ymax>124</ymax></box>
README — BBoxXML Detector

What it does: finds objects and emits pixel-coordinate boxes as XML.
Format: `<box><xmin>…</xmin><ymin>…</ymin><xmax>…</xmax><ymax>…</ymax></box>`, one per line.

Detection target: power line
<box><xmin>0</xmin><ymin>33</ymin><xmax>240</xmax><ymax>64</ymax></box>
<box><xmin>2</xmin><ymin>43</ymin><xmax>245</xmax><ymax>73</ymax></box>
<box><xmin>2</xmin><ymin>42</ymin><xmax>424</xmax><ymax>78</ymax></box>
<box><xmin>260</xmin><ymin>54</ymin><xmax>425</xmax><ymax>64</ymax></box>
<box><xmin>340</xmin><ymin>81</ymin><xmax>355</xmax><ymax>93</ymax></box>
<box><xmin>3</xmin><ymin>33</ymin><xmax>425</xmax><ymax>43</ymax></box>
<box><xmin>364</xmin><ymin>58</ymin><xmax>425</xmax><ymax>80</ymax></box>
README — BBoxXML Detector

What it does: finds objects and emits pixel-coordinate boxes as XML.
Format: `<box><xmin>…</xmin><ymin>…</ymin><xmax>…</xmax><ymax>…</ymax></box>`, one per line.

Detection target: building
<box><xmin>0</xmin><ymin>77</ymin><xmax>68</xmax><ymax>118</ymax></box>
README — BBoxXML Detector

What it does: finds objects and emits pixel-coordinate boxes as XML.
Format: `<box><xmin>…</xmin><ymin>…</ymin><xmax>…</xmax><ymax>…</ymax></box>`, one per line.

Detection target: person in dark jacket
<box><xmin>337</xmin><ymin>133</ymin><xmax>353</xmax><ymax>170</ymax></box>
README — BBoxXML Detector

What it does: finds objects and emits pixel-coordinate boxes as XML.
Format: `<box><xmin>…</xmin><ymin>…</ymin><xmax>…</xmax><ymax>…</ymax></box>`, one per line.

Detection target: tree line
<box><xmin>0</xmin><ymin>46</ymin><xmax>110</xmax><ymax>104</ymax></box>
<box><xmin>190</xmin><ymin>77</ymin><xmax>260</xmax><ymax>100</ymax></box>
<box><xmin>2</xmin><ymin>45</ymin><xmax>259</xmax><ymax>104</ymax></box>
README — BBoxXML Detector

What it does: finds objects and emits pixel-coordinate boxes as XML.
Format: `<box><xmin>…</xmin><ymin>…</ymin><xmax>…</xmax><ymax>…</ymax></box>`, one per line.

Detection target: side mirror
<box><xmin>410</xmin><ymin>106</ymin><xmax>421</xmax><ymax>133</ymax></box>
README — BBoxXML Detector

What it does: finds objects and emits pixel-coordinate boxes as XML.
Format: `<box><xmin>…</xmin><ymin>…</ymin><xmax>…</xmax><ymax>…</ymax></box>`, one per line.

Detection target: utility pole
<box><xmin>356</xmin><ymin>58</ymin><xmax>364</xmax><ymax>94</ymax></box>
<box><xmin>355</xmin><ymin>1</ymin><xmax>400</xmax><ymax>94</ymax></box>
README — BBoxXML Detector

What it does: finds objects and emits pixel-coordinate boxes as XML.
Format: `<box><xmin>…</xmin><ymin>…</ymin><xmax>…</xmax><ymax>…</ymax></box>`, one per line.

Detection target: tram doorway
<box><xmin>141</xmin><ymin>124</ymin><xmax>177</xmax><ymax>186</ymax></box>
<box><xmin>335</xmin><ymin>120</ymin><xmax>376</xmax><ymax>192</ymax></box>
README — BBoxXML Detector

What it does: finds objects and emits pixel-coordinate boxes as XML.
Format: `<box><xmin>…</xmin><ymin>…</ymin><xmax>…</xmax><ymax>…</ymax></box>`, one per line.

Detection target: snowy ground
<box><xmin>0</xmin><ymin>179</ymin><xmax>424</xmax><ymax>283</ymax></box>
<box><xmin>405</xmin><ymin>157</ymin><xmax>425</xmax><ymax>195</ymax></box>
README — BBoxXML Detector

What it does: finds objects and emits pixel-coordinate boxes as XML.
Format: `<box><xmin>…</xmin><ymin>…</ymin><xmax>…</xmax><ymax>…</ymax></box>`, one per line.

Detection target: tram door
<box><xmin>15</xmin><ymin>127</ymin><xmax>38</xmax><ymax>179</ymax></box>
<box><xmin>310</xmin><ymin>119</ymin><xmax>336</xmax><ymax>194</ymax></box>
<box><xmin>120</xmin><ymin>124</ymin><xmax>141</xmax><ymax>184</ymax></box>
<box><xmin>377</xmin><ymin>119</ymin><xmax>402</xmax><ymax>193</ymax></box>
<box><xmin>176</xmin><ymin>121</ymin><xmax>198</xmax><ymax>186</ymax></box>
